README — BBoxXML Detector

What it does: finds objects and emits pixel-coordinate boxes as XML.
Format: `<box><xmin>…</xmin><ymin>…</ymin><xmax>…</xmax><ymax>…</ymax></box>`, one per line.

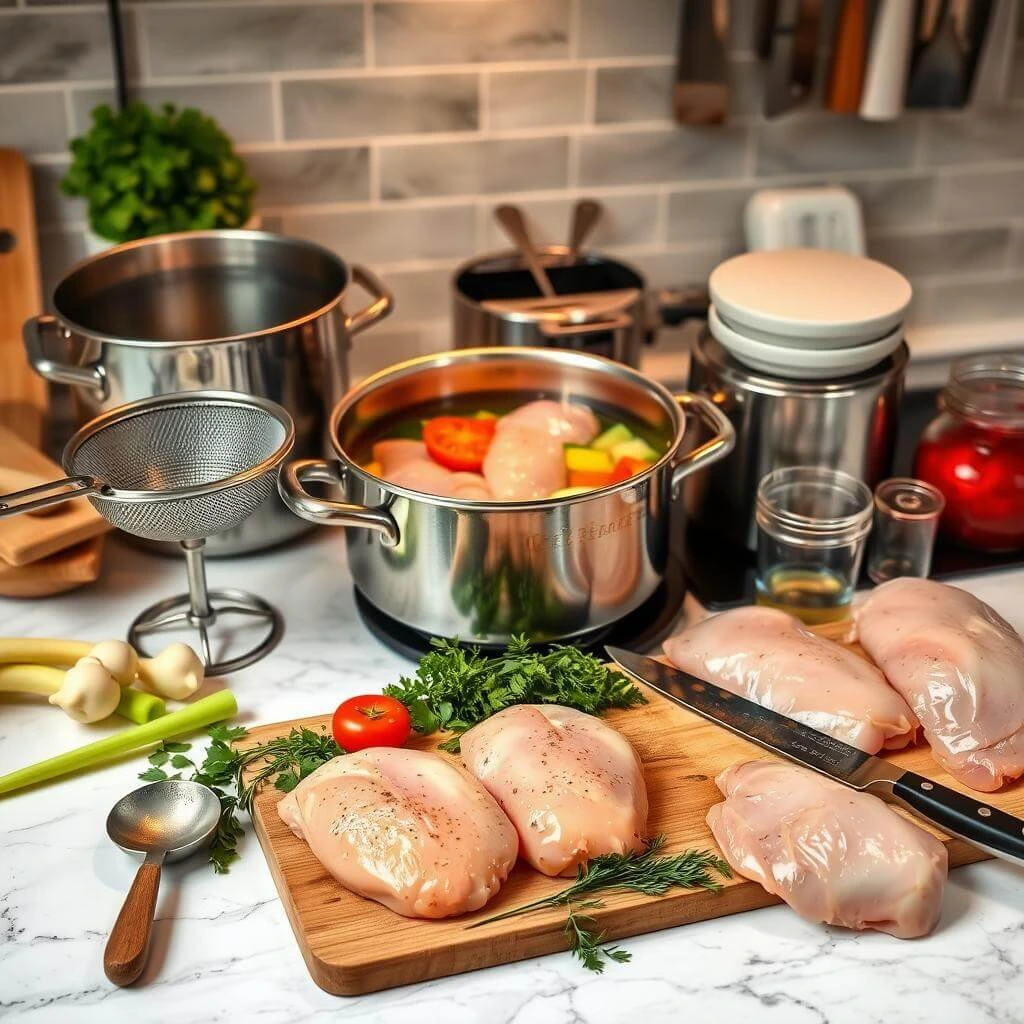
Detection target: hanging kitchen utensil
<box><xmin>764</xmin><ymin>0</ymin><xmax>821</xmax><ymax>118</ymax></box>
<box><xmin>906</xmin><ymin>0</ymin><xmax>966</xmax><ymax>108</ymax></box>
<box><xmin>968</xmin><ymin>0</ymin><xmax>1016</xmax><ymax>106</ymax></box>
<box><xmin>565</xmin><ymin>198</ymin><xmax>603</xmax><ymax>264</ymax></box>
<box><xmin>859</xmin><ymin>0</ymin><xmax>917</xmax><ymax>119</ymax></box>
<box><xmin>673</xmin><ymin>0</ymin><xmax>729</xmax><ymax>126</ymax></box>
<box><xmin>493</xmin><ymin>205</ymin><xmax>556</xmax><ymax>298</ymax></box>
<box><xmin>0</xmin><ymin>150</ymin><xmax>48</xmax><ymax>448</ymax></box>
<box><xmin>104</xmin><ymin>779</ymin><xmax>221</xmax><ymax>986</ymax></box>
<box><xmin>962</xmin><ymin>0</ymin><xmax>994</xmax><ymax>90</ymax></box>
<box><xmin>0</xmin><ymin>392</ymin><xmax>294</xmax><ymax>674</ymax></box>
<box><xmin>826</xmin><ymin>0</ymin><xmax>869</xmax><ymax>113</ymax></box>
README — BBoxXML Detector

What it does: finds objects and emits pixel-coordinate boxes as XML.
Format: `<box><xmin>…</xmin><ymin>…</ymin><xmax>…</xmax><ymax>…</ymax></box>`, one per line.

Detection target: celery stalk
<box><xmin>0</xmin><ymin>689</ymin><xmax>238</xmax><ymax>796</ymax></box>
<box><xmin>116</xmin><ymin>687</ymin><xmax>166</xmax><ymax>725</ymax></box>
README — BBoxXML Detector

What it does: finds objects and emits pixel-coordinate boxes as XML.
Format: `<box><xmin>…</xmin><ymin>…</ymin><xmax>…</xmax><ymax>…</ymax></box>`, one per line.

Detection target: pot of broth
<box><xmin>278</xmin><ymin>347</ymin><xmax>734</xmax><ymax>643</ymax></box>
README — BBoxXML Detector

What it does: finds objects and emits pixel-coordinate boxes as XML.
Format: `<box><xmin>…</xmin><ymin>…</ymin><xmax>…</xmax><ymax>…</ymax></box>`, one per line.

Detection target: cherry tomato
<box><xmin>610</xmin><ymin>456</ymin><xmax>652</xmax><ymax>483</ymax></box>
<box><xmin>331</xmin><ymin>695</ymin><xmax>411</xmax><ymax>752</ymax></box>
<box><xmin>423</xmin><ymin>416</ymin><xmax>496</xmax><ymax>472</ymax></box>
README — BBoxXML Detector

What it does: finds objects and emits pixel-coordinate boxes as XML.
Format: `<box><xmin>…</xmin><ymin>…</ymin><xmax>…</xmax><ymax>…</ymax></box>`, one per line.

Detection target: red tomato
<box><xmin>610</xmin><ymin>456</ymin><xmax>652</xmax><ymax>483</ymax></box>
<box><xmin>423</xmin><ymin>416</ymin><xmax>496</xmax><ymax>472</ymax></box>
<box><xmin>331</xmin><ymin>695</ymin><xmax>411</xmax><ymax>752</ymax></box>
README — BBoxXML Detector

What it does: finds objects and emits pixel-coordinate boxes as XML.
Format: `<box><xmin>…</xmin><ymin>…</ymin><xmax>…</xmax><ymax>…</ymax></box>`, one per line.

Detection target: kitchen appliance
<box><xmin>743</xmin><ymin>186</ymin><xmax>866</xmax><ymax>254</ymax></box>
<box><xmin>104</xmin><ymin>779</ymin><xmax>221</xmax><ymax>987</ymax></box>
<box><xmin>278</xmin><ymin>347</ymin><xmax>733</xmax><ymax>645</ymax></box>
<box><xmin>607</xmin><ymin>648</ymin><xmax>1024</xmax><ymax>867</ymax></box>
<box><xmin>915</xmin><ymin>353</ymin><xmax>1024</xmax><ymax>552</ymax></box>
<box><xmin>245</xmin><ymin>621</ymin><xmax>1024</xmax><ymax>996</ymax></box>
<box><xmin>453</xmin><ymin>237</ymin><xmax>650</xmax><ymax>366</ymax></box>
<box><xmin>0</xmin><ymin>392</ymin><xmax>295</xmax><ymax>674</ymax></box>
<box><xmin>22</xmin><ymin>229</ymin><xmax>393</xmax><ymax>556</ymax></box>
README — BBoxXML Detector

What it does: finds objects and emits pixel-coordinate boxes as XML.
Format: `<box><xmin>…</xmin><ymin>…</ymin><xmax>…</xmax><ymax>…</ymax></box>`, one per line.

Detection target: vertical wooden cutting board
<box><xmin>0</xmin><ymin>149</ymin><xmax>48</xmax><ymax>448</ymax></box>
<box><xmin>245</xmin><ymin>660</ymin><xmax>1024</xmax><ymax>996</ymax></box>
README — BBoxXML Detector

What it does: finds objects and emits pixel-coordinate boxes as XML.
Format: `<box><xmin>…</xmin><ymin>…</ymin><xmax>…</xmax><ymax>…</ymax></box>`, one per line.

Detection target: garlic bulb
<box><xmin>48</xmin><ymin>657</ymin><xmax>121</xmax><ymax>723</ymax></box>
<box><xmin>137</xmin><ymin>643</ymin><xmax>204</xmax><ymax>700</ymax></box>
<box><xmin>87</xmin><ymin>640</ymin><xmax>139</xmax><ymax>686</ymax></box>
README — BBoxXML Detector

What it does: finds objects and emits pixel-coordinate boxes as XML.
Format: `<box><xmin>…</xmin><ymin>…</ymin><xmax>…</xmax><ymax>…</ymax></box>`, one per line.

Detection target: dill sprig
<box><xmin>468</xmin><ymin>835</ymin><xmax>731</xmax><ymax>973</ymax></box>
<box><xmin>139</xmin><ymin>724</ymin><xmax>342</xmax><ymax>873</ymax></box>
<box><xmin>384</xmin><ymin>634</ymin><xmax>647</xmax><ymax>752</ymax></box>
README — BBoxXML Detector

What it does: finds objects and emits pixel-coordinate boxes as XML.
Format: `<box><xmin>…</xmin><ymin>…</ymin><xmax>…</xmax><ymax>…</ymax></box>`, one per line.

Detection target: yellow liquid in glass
<box><xmin>754</xmin><ymin>565</ymin><xmax>852</xmax><ymax>626</ymax></box>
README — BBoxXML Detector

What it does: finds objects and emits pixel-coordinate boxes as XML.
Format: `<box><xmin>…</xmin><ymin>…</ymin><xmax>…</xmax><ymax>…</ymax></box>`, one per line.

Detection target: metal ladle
<box><xmin>104</xmin><ymin>779</ymin><xmax>221</xmax><ymax>986</ymax></box>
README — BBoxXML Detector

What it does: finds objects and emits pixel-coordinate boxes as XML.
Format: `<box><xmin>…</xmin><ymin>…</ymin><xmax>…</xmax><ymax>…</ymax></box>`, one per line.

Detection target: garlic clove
<box><xmin>137</xmin><ymin>643</ymin><xmax>204</xmax><ymax>701</ymax></box>
<box><xmin>48</xmin><ymin>656</ymin><xmax>121</xmax><ymax>724</ymax></box>
<box><xmin>87</xmin><ymin>640</ymin><xmax>140</xmax><ymax>686</ymax></box>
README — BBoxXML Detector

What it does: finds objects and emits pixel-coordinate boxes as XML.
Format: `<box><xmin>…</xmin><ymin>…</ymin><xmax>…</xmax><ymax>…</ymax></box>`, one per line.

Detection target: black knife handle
<box><xmin>891</xmin><ymin>771</ymin><xmax>1024</xmax><ymax>867</ymax></box>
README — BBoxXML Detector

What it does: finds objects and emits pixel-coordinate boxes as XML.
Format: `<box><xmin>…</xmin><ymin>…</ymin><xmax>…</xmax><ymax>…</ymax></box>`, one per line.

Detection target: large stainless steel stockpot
<box><xmin>278</xmin><ymin>347</ymin><xmax>734</xmax><ymax>644</ymax></box>
<box><xmin>686</xmin><ymin>334</ymin><xmax>907</xmax><ymax>551</ymax></box>
<box><xmin>23</xmin><ymin>230</ymin><xmax>393</xmax><ymax>555</ymax></box>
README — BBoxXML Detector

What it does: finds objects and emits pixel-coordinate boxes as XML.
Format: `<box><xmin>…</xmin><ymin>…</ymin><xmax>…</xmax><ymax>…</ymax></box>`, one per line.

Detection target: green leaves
<box><xmin>62</xmin><ymin>102</ymin><xmax>256</xmax><ymax>244</ymax></box>
<box><xmin>383</xmin><ymin>634</ymin><xmax>647</xmax><ymax>752</ymax></box>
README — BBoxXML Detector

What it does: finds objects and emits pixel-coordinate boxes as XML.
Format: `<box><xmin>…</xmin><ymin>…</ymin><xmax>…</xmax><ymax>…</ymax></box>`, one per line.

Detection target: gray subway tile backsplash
<box><xmin>373</xmin><ymin>1</ymin><xmax>570</xmax><ymax>67</ymax></box>
<box><xmin>487</xmin><ymin>68</ymin><xmax>586</xmax><ymax>130</ymax></box>
<box><xmin>0</xmin><ymin>90</ymin><xmax>68</xmax><ymax>156</ymax></box>
<box><xmin>595</xmin><ymin>65</ymin><xmax>674</xmax><ymax>124</ymax></box>
<box><xmin>0</xmin><ymin>13</ymin><xmax>115</xmax><ymax>83</ymax></box>
<box><xmin>756</xmin><ymin>117</ymin><xmax>917</xmax><ymax>176</ymax></box>
<box><xmin>380</xmin><ymin>136</ymin><xmax>569</xmax><ymax>199</ymax></box>
<box><xmin>921</xmin><ymin>109</ymin><xmax>1024</xmax><ymax>166</ymax></box>
<box><xmin>578</xmin><ymin>0</ymin><xmax>680</xmax><ymax>58</ymax></box>
<box><xmin>936</xmin><ymin>168</ymin><xmax>1024</xmax><ymax>223</ymax></box>
<box><xmin>144</xmin><ymin>4</ymin><xmax>364</xmax><ymax>77</ymax></box>
<box><xmin>241</xmin><ymin>147</ymin><xmax>370</xmax><ymax>206</ymax></box>
<box><xmin>282</xmin><ymin>75</ymin><xmax>478</xmax><ymax>141</ymax></box>
<box><xmin>869</xmin><ymin>227</ymin><xmax>1012</xmax><ymax>279</ymax></box>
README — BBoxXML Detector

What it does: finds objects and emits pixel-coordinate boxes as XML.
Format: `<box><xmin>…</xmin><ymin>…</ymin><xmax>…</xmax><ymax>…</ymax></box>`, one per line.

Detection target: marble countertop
<box><xmin>2</xmin><ymin>533</ymin><xmax>1023</xmax><ymax>1024</ymax></box>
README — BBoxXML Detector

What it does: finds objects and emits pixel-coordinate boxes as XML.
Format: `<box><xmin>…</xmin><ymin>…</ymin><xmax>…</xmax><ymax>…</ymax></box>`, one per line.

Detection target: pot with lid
<box><xmin>23</xmin><ymin>229</ymin><xmax>393</xmax><ymax>556</ymax></box>
<box><xmin>686</xmin><ymin>248</ymin><xmax>911</xmax><ymax>550</ymax></box>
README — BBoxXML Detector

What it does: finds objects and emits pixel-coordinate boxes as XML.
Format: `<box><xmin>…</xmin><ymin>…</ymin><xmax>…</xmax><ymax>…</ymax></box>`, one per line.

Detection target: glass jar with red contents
<box><xmin>915</xmin><ymin>354</ymin><xmax>1024</xmax><ymax>552</ymax></box>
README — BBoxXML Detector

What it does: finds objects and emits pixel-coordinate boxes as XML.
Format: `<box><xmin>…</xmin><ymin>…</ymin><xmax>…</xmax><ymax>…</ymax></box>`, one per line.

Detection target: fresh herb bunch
<box><xmin>469</xmin><ymin>835</ymin><xmax>731</xmax><ymax>973</ymax></box>
<box><xmin>63</xmin><ymin>102</ymin><xmax>256</xmax><ymax>244</ymax></box>
<box><xmin>140</xmin><ymin>724</ymin><xmax>342</xmax><ymax>873</ymax></box>
<box><xmin>383</xmin><ymin>634</ymin><xmax>647</xmax><ymax>752</ymax></box>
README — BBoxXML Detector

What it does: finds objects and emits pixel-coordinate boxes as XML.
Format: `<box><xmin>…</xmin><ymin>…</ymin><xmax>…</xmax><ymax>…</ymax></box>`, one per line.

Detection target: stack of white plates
<box><xmin>707</xmin><ymin>249</ymin><xmax>912</xmax><ymax>381</ymax></box>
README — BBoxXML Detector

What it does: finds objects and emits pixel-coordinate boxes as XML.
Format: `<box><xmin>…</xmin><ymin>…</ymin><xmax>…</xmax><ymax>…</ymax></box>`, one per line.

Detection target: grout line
<box><xmin>363</xmin><ymin>0</ymin><xmax>375</xmax><ymax>69</ymax></box>
<box><xmin>61</xmin><ymin>87</ymin><xmax>76</xmax><ymax>139</ymax></box>
<box><xmin>568</xmin><ymin>0</ymin><xmax>581</xmax><ymax>61</ymax></box>
<box><xmin>567</xmin><ymin>133</ymin><xmax>580</xmax><ymax>189</ymax></box>
<box><xmin>582</xmin><ymin>64</ymin><xmax>597</xmax><ymax>125</ymax></box>
<box><xmin>478</xmin><ymin>70</ymin><xmax>490</xmax><ymax>133</ymax></box>
<box><xmin>472</xmin><ymin>203</ymin><xmax>490</xmax><ymax>253</ymax></box>
<box><xmin>654</xmin><ymin>188</ymin><xmax>669</xmax><ymax>246</ymax></box>
<box><xmin>368</xmin><ymin>143</ymin><xmax>381</xmax><ymax>204</ymax></box>
<box><xmin>270</xmin><ymin>77</ymin><xmax>285</xmax><ymax>143</ymax></box>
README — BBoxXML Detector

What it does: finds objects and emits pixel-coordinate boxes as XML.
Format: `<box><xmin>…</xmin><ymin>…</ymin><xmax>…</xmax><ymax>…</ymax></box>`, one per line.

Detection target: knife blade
<box><xmin>606</xmin><ymin>646</ymin><xmax>1024</xmax><ymax>867</ymax></box>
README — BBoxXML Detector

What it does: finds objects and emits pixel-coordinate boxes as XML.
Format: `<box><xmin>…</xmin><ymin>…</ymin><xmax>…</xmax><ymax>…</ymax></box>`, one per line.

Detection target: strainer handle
<box><xmin>346</xmin><ymin>265</ymin><xmax>395</xmax><ymax>336</ymax></box>
<box><xmin>278</xmin><ymin>459</ymin><xmax>400</xmax><ymax>547</ymax></box>
<box><xmin>0</xmin><ymin>475</ymin><xmax>103</xmax><ymax>518</ymax></box>
<box><xmin>23</xmin><ymin>315</ymin><xmax>108</xmax><ymax>397</ymax></box>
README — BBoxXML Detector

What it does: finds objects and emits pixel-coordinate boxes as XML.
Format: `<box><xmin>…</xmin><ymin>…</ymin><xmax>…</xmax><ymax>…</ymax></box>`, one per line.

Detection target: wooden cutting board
<box><xmin>0</xmin><ymin>149</ymin><xmax>48</xmax><ymax>448</ymax></box>
<box><xmin>246</xmin><ymin>642</ymin><xmax>1024</xmax><ymax>996</ymax></box>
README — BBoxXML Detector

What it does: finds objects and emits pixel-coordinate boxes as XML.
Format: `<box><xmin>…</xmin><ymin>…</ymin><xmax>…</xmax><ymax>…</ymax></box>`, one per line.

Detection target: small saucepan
<box><xmin>277</xmin><ymin>347</ymin><xmax>734</xmax><ymax>645</ymax></box>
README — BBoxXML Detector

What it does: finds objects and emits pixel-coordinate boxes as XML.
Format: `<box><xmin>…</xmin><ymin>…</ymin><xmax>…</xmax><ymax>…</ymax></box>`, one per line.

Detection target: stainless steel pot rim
<box><xmin>51</xmin><ymin>229</ymin><xmax>351</xmax><ymax>349</ymax></box>
<box><xmin>331</xmin><ymin>346</ymin><xmax>686</xmax><ymax>512</ymax></box>
<box><xmin>62</xmin><ymin>390</ymin><xmax>296</xmax><ymax>503</ymax></box>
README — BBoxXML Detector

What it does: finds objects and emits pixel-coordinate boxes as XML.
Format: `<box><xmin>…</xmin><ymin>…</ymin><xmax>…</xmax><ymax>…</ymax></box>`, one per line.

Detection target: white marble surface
<box><xmin>2</xmin><ymin>533</ymin><xmax>1024</xmax><ymax>1024</ymax></box>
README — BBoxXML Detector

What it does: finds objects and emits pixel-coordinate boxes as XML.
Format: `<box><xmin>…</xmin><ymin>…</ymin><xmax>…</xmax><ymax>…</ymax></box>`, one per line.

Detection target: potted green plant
<box><xmin>63</xmin><ymin>102</ymin><xmax>258</xmax><ymax>254</ymax></box>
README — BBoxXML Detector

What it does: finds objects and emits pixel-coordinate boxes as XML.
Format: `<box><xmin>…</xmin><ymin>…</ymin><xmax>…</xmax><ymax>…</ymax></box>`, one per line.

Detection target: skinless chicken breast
<box><xmin>460</xmin><ymin>704</ymin><xmax>648</xmax><ymax>876</ymax></box>
<box><xmin>497</xmin><ymin>400</ymin><xmax>600</xmax><ymax>445</ymax></box>
<box><xmin>708</xmin><ymin>761</ymin><xmax>947</xmax><ymax>939</ymax></box>
<box><xmin>663</xmin><ymin>606</ymin><xmax>918</xmax><ymax>754</ymax></box>
<box><xmin>277</xmin><ymin>747</ymin><xmax>518</xmax><ymax>919</ymax></box>
<box><xmin>855</xmin><ymin>577</ymin><xmax>1024</xmax><ymax>792</ymax></box>
<box><xmin>482</xmin><ymin>423</ymin><xmax>567</xmax><ymax>501</ymax></box>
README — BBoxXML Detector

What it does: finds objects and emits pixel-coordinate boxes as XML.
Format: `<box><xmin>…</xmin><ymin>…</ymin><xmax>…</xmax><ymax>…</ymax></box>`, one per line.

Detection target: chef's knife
<box><xmin>606</xmin><ymin>647</ymin><xmax>1024</xmax><ymax>867</ymax></box>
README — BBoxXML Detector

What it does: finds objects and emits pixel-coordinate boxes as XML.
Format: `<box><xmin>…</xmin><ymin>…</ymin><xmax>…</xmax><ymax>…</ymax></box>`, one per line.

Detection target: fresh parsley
<box><xmin>383</xmin><ymin>634</ymin><xmax>647</xmax><ymax>752</ymax></box>
<box><xmin>139</xmin><ymin>723</ymin><xmax>342</xmax><ymax>873</ymax></box>
<box><xmin>467</xmin><ymin>835</ymin><xmax>731</xmax><ymax>973</ymax></box>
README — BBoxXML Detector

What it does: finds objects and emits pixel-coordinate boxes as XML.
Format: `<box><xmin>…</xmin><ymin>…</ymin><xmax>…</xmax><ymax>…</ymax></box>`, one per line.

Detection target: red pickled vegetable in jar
<box><xmin>914</xmin><ymin>354</ymin><xmax>1024</xmax><ymax>552</ymax></box>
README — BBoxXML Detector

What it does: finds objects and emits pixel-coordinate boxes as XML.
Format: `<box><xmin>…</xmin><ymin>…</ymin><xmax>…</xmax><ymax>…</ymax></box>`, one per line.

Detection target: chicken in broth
<box><xmin>357</xmin><ymin>395</ymin><xmax>670</xmax><ymax>502</ymax></box>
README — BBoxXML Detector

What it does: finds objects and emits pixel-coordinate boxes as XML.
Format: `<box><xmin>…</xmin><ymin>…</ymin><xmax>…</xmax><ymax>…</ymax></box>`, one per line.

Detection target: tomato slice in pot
<box><xmin>332</xmin><ymin>695</ymin><xmax>412</xmax><ymax>752</ymax></box>
<box><xmin>423</xmin><ymin>416</ymin><xmax>496</xmax><ymax>472</ymax></box>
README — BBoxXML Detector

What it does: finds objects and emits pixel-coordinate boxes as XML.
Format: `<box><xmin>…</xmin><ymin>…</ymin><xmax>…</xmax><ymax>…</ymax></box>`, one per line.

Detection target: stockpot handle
<box><xmin>278</xmin><ymin>459</ymin><xmax>400</xmax><ymax>547</ymax></box>
<box><xmin>346</xmin><ymin>265</ymin><xmax>395</xmax><ymax>337</ymax></box>
<box><xmin>23</xmin><ymin>314</ymin><xmax>108</xmax><ymax>398</ymax></box>
<box><xmin>0</xmin><ymin>475</ymin><xmax>103</xmax><ymax>518</ymax></box>
<box><xmin>670</xmin><ymin>393</ymin><xmax>735</xmax><ymax>493</ymax></box>
<box><xmin>538</xmin><ymin>312</ymin><xmax>633</xmax><ymax>338</ymax></box>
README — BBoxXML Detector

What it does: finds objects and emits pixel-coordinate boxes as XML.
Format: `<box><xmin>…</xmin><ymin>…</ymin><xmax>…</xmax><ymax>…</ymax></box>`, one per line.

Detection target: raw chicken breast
<box><xmin>856</xmin><ymin>578</ymin><xmax>1024</xmax><ymax>792</ymax></box>
<box><xmin>277</xmin><ymin>747</ymin><xmax>518</xmax><ymax>919</ymax></box>
<box><xmin>449</xmin><ymin>471</ymin><xmax>493</xmax><ymax>501</ymax></box>
<box><xmin>708</xmin><ymin>760</ymin><xmax>947</xmax><ymax>939</ymax></box>
<box><xmin>461</xmin><ymin>705</ymin><xmax>648</xmax><ymax>876</ymax></box>
<box><xmin>372</xmin><ymin>439</ymin><xmax>429</xmax><ymax>474</ymax></box>
<box><xmin>664</xmin><ymin>607</ymin><xmax>917</xmax><ymax>753</ymax></box>
<box><xmin>498</xmin><ymin>400</ymin><xmax>599</xmax><ymax>445</ymax></box>
<box><xmin>483</xmin><ymin>423</ymin><xmax>567</xmax><ymax>501</ymax></box>
<box><xmin>388</xmin><ymin>458</ymin><xmax>461</xmax><ymax>496</ymax></box>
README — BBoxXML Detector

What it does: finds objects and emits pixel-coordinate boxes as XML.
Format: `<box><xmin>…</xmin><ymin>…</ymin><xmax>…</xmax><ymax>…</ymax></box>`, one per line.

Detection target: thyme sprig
<box><xmin>468</xmin><ymin>835</ymin><xmax>731</xmax><ymax>973</ymax></box>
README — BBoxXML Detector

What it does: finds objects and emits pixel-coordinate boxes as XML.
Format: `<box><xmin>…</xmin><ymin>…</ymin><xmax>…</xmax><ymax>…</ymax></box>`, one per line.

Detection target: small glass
<box><xmin>755</xmin><ymin>466</ymin><xmax>873</xmax><ymax>625</ymax></box>
<box><xmin>867</xmin><ymin>478</ymin><xmax>945</xmax><ymax>584</ymax></box>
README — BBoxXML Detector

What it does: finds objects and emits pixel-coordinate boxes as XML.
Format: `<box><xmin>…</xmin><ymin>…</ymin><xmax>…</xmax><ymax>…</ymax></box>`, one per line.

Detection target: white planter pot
<box><xmin>82</xmin><ymin>213</ymin><xmax>262</xmax><ymax>256</ymax></box>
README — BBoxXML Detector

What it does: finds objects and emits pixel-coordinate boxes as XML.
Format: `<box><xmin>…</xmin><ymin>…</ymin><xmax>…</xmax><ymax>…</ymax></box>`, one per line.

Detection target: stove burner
<box><xmin>354</xmin><ymin>549</ymin><xmax>687</xmax><ymax>662</ymax></box>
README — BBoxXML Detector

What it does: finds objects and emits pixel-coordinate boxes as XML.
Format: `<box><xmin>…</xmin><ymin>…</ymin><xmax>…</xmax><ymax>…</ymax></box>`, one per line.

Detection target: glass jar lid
<box><xmin>874</xmin><ymin>478</ymin><xmax>945</xmax><ymax>521</ymax></box>
<box><xmin>942</xmin><ymin>354</ymin><xmax>1024</xmax><ymax>430</ymax></box>
<box><xmin>756</xmin><ymin>466</ymin><xmax>873</xmax><ymax>548</ymax></box>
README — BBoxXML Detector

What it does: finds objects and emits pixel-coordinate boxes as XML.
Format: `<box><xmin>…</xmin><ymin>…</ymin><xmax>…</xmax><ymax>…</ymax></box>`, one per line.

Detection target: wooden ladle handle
<box><xmin>104</xmin><ymin>860</ymin><xmax>161</xmax><ymax>986</ymax></box>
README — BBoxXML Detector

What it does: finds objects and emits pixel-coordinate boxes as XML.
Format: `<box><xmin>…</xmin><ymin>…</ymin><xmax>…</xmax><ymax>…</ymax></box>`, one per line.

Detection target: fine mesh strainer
<box><xmin>0</xmin><ymin>392</ymin><xmax>295</xmax><ymax>675</ymax></box>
